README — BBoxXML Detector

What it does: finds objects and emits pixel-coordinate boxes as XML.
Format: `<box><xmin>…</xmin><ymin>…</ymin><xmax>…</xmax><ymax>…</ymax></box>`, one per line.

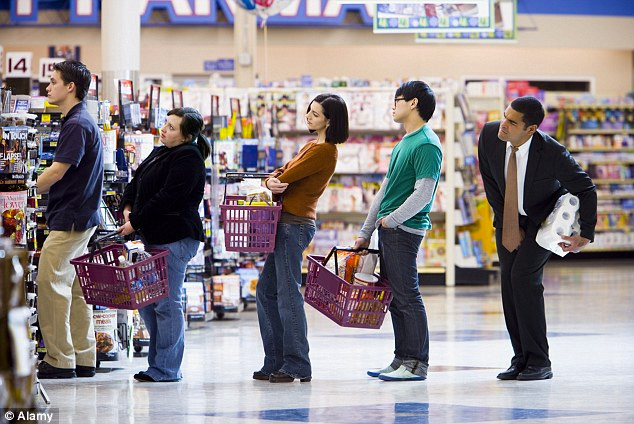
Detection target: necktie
<box><xmin>502</xmin><ymin>146</ymin><xmax>521</xmax><ymax>252</ymax></box>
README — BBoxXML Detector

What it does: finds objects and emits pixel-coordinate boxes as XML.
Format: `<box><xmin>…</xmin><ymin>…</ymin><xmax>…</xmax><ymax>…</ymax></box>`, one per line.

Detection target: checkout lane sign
<box><xmin>39</xmin><ymin>57</ymin><xmax>65</xmax><ymax>83</ymax></box>
<box><xmin>5</xmin><ymin>51</ymin><xmax>33</xmax><ymax>78</ymax></box>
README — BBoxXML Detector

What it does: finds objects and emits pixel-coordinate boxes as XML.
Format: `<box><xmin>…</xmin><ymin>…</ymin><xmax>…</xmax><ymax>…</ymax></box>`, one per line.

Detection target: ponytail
<box><xmin>195</xmin><ymin>133</ymin><xmax>211</xmax><ymax>159</ymax></box>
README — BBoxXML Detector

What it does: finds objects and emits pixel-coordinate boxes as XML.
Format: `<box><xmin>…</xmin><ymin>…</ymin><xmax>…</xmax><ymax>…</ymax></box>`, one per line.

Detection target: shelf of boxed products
<box><xmin>560</xmin><ymin>99</ymin><xmax>634</xmax><ymax>254</ymax></box>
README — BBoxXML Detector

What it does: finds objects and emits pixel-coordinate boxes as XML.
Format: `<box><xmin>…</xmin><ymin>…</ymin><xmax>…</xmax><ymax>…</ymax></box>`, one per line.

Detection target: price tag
<box><xmin>6</xmin><ymin>51</ymin><xmax>33</xmax><ymax>78</ymax></box>
<box><xmin>41</xmin><ymin>114</ymin><xmax>51</xmax><ymax>123</ymax></box>
<box><xmin>39</xmin><ymin>58</ymin><xmax>64</xmax><ymax>83</ymax></box>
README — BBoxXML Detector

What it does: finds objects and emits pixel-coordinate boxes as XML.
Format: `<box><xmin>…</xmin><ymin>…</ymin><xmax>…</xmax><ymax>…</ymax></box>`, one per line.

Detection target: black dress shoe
<box><xmin>37</xmin><ymin>361</ymin><xmax>76</xmax><ymax>379</ymax></box>
<box><xmin>497</xmin><ymin>364</ymin><xmax>523</xmax><ymax>380</ymax></box>
<box><xmin>269</xmin><ymin>371</ymin><xmax>311</xmax><ymax>383</ymax></box>
<box><xmin>76</xmin><ymin>365</ymin><xmax>96</xmax><ymax>378</ymax></box>
<box><xmin>517</xmin><ymin>366</ymin><xmax>553</xmax><ymax>381</ymax></box>
<box><xmin>253</xmin><ymin>370</ymin><xmax>270</xmax><ymax>381</ymax></box>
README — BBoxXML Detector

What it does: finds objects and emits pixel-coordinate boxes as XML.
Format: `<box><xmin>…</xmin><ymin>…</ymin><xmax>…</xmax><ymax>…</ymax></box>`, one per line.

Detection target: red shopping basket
<box><xmin>219</xmin><ymin>172</ymin><xmax>282</xmax><ymax>253</ymax></box>
<box><xmin>304</xmin><ymin>247</ymin><xmax>392</xmax><ymax>329</ymax></box>
<box><xmin>70</xmin><ymin>234</ymin><xmax>169</xmax><ymax>310</ymax></box>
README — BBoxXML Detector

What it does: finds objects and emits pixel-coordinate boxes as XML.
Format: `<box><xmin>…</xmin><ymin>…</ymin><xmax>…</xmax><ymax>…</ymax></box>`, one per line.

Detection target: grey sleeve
<box><xmin>358</xmin><ymin>177</ymin><xmax>388</xmax><ymax>240</ymax></box>
<box><xmin>383</xmin><ymin>178</ymin><xmax>436</xmax><ymax>228</ymax></box>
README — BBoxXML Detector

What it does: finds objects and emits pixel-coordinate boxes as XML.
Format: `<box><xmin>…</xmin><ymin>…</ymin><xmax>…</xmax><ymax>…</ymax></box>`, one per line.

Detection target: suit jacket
<box><xmin>478</xmin><ymin>121</ymin><xmax>597</xmax><ymax>241</ymax></box>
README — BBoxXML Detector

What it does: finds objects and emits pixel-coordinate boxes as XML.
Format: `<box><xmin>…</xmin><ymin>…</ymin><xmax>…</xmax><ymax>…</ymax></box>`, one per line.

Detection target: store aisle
<box><xmin>37</xmin><ymin>260</ymin><xmax>634</xmax><ymax>424</ymax></box>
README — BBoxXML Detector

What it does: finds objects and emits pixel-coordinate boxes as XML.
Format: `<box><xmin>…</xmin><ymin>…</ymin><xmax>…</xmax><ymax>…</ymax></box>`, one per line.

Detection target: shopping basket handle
<box><xmin>87</xmin><ymin>230</ymin><xmax>122</xmax><ymax>263</ymax></box>
<box><xmin>224</xmin><ymin>172</ymin><xmax>273</xmax><ymax>181</ymax></box>
<box><xmin>223</xmin><ymin>172</ymin><xmax>281</xmax><ymax>205</ymax></box>
<box><xmin>323</xmin><ymin>246</ymin><xmax>381</xmax><ymax>278</ymax></box>
<box><xmin>223</xmin><ymin>172</ymin><xmax>272</xmax><ymax>203</ymax></box>
<box><xmin>93</xmin><ymin>230</ymin><xmax>122</xmax><ymax>244</ymax></box>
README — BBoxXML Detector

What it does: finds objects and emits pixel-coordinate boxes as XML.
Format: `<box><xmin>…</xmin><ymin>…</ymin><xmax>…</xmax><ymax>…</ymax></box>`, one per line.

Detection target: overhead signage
<box><xmin>416</xmin><ymin>0</ymin><xmax>516</xmax><ymax>42</ymax></box>
<box><xmin>9</xmin><ymin>0</ymin><xmax>375</xmax><ymax>26</ymax></box>
<box><xmin>373</xmin><ymin>1</ymin><xmax>494</xmax><ymax>34</ymax></box>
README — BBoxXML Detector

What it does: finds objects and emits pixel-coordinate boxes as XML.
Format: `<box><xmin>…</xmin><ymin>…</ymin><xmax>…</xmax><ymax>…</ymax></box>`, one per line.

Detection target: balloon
<box><xmin>234</xmin><ymin>0</ymin><xmax>256</xmax><ymax>11</ymax></box>
<box><xmin>233</xmin><ymin>0</ymin><xmax>294</xmax><ymax>19</ymax></box>
<box><xmin>255</xmin><ymin>0</ymin><xmax>294</xmax><ymax>18</ymax></box>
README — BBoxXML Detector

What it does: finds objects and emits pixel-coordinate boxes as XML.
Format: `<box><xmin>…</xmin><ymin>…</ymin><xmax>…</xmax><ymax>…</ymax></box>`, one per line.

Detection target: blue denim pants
<box><xmin>378</xmin><ymin>227</ymin><xmax>429</xmax><ymax>366</ymax></box>
<box><xmin>256</xmin><ymin>222</ymin><xmax>316</xmax><ymax>379</ymax></box>
<box><xmin>139</xmin><ymin>237</ymin><xmax>200</xmax><ymax>381</ymax></box>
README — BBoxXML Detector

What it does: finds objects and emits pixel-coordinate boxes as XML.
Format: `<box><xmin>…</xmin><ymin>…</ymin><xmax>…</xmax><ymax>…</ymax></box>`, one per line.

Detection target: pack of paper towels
<box><xmin>536</xmin><ymin>193</ymin><xmax>581</xmax><ymax>257</ymax></box>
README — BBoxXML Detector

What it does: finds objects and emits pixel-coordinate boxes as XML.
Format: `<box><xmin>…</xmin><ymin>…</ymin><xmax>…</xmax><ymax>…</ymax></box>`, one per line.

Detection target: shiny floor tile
<box><xmin>36</xmin><ymin>260</ymin><xmax>634</xmax><ymax>423</ymax></box>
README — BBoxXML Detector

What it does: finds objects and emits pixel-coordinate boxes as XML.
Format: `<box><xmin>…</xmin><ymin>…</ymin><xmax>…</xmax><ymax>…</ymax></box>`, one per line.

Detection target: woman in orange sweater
<box><xmin>254</xmin><ymin>94</ymin><xmax>348</xmax><ymax>383</ymax></box>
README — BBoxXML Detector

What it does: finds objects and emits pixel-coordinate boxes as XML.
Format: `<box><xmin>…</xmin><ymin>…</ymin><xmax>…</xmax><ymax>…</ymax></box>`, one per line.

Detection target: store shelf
<box><xmin>597</xmin><ymin>193</ymin><xmax>634</xmax><ymax>200</ymax></box>
<box><xmin>582</xmin><ymin>160</ymin><xmax>634</xmax><ymax>165</ymax></box>
<box><xmin>593</xmin><ymin>179</ymin><xmax>634</xmax><ymax>184</ymax></box>
<box><xmin>564</xmin><ymin>104</ymin><xmax>634</xmax><ymax>109</ymax></box>
<box><xmin>418</xmin><ymin>266</ymin><xmax>446</xmax><ymax>273</ymax></box>
<box><xmin>595</xmin><ymin>226</ymin><xmax>633</xmax><ymax>232</ymax></box>
<box><xmin>598</xmin><ymin>209</ymin><xmax>634</xmax><ymax>214</ymax></box>
<box><xmin>568</xmin><ymin>147</ymin><xmax>634</xmax><ymax>153</ymax></box>
<box><xmin>584</xmin><ymin>246</ymin><xmax>634</xmax><ymax>252</ymax></box>
<box><xmin>568</xmin><ymin>128</ymin><xmax>634</xmax><ymax>135</ymax></box>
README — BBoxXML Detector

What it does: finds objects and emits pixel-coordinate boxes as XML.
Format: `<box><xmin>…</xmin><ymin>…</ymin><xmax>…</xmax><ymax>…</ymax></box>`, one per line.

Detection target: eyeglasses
<box><xmin>394</xmin><ymin>97</ymin><xmax>406</xmax><ymax>107</ymax></box>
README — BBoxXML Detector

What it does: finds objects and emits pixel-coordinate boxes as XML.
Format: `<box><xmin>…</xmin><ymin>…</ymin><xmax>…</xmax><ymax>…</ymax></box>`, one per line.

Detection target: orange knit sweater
<box><xmin>266</xmin><ymin>141</ymin><xmax>337</xmax><ymax>220</ymax></box>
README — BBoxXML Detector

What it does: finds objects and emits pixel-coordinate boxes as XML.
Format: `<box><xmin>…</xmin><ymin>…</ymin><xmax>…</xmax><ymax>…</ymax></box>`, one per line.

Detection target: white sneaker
<box><xmin>378</xmin><ymin>365</ymin><xmax>426</xmax><ymax>381</ymax></box>
<box><xmin>367</xmin><ymin>358</ymin><xmax>402</xmax><ymax>378</ymax></box>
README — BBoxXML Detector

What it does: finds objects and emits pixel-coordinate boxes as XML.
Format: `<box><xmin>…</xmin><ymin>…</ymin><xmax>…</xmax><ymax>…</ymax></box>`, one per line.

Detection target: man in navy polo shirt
<box><xmin>36</xmin><ymin>60</ymin><xmax>104</xmax><ymax>379</ymax></box>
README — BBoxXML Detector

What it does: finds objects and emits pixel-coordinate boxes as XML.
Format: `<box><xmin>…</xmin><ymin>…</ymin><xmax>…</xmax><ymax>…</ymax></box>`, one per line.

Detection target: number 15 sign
<box><xmin>5</xmin><ymin>52</ymin><xmax>33</xmax><ymax>78</ymax></box>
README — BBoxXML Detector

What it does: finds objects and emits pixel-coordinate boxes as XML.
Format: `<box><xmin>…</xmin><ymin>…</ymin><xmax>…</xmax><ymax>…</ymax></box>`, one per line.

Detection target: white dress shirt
<box><xmin>504</xmin><ymin>136</ymin><xmax>533</xmax><ymax>216</ymax></box>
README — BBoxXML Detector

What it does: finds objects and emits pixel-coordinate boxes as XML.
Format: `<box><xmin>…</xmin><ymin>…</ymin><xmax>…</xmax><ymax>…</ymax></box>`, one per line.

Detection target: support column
<box><xmin>233</xmin><ymin>7</ymin><xmax>257</xmax><ymax>88</ymax></box>
<box><xmin>101</xmin><ymin>0</ymin><xmax>140</xmax><ymax>104</ymax></box>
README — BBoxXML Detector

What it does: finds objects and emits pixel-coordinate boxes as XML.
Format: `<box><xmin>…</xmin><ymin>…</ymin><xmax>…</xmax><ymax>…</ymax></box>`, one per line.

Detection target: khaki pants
<box><xmin>37</xmin><ymin>227</ymin><xmax>97</xmax><ymax>369</ymax></box>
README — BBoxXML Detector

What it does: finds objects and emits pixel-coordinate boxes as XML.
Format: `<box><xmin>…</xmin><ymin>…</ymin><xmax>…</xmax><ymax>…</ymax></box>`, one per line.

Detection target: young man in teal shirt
<box><xmin>354</xmin><ymin>81</ymin><xmax>442</xmax><ymax>381</ymax></box>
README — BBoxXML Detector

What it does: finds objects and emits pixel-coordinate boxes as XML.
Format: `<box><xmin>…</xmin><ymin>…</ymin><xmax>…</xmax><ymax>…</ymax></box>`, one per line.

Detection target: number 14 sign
<box><xmin>5</xmin><ymin>52</ymin><xmax>33</xmax><ymax>78</ymax></box>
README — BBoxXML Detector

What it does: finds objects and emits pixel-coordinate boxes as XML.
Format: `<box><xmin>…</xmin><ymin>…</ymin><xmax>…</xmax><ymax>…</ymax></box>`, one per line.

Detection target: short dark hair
<box><xmin>510</xmin><ymin>96</ymin><xmax>545</xmax><ymax>128</ymax></box>
<box><xmin>167</xmin><ymin>107</ymin><xmax>211</xmax><ymax>159</ymax></box>
<box><xmin>395</xmin><ymin>81</ymin><xmax>436</xmax><ymax>122</ymax></box>
<box><xmin>53</xmin><ymin>60</ymin><xmax>91</xmax><ymax>101</ymax></box>
<box><xmin>307</xmin><ymin>93</ymin><xmax>349</xmax><ymax>144</ymax></box>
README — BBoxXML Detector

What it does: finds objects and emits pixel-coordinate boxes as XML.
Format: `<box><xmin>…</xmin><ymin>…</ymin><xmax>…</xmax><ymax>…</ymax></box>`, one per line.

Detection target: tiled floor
<box><xmin>36</xmin><ymin>260</ymin><xmax>634</xmax><ymax>423</ymax></box>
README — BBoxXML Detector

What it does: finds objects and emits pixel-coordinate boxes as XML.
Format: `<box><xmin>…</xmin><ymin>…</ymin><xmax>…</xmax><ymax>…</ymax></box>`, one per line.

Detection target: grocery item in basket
<box><xmin>334</xmin><ymin>251</ymin><xmax>360</xmax><ymax>283</ymax></box>
<box><xmin>124</xmin><ymin>240</ymin><xmax>145</xmax><ymax>262</ymax></box>
<box><xmin>357</xmin><ymin>252</ymin><xmax>378</xmax><ymax>275</ymax></box>
<box><xmin>353</xmin><ymin>272</ymin><xmax>379</xmax><ymax>286</ymax></box>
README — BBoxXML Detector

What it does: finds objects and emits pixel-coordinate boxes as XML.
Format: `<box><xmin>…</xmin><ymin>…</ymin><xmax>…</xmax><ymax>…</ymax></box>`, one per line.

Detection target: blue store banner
<box><xmin>2</xmin><ymin>0</ymin><xmax>633</xmax><ymax>26</ymax></box>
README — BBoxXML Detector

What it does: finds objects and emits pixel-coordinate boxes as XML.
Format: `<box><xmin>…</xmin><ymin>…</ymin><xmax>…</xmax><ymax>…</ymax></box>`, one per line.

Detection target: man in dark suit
<box><xmin>478</xmin><ymin>96</ymin><xmax>597</xmax><ymax>381</ymax></box>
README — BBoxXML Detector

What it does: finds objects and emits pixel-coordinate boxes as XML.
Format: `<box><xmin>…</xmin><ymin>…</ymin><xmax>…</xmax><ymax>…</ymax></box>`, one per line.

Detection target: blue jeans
<box><xmin>256</xmin><ymin>222</ymin><xmax>315</xmax><ymax>379</ymax></box>
<box><xmin>139</xmin><ymin>237</ymin><xmax>200</xmax><ymax>381</ymax></box>
<box><xmin>379</xmin><ymin>227</ymin><xmax>429</xmax><ymax>366</ymax></box>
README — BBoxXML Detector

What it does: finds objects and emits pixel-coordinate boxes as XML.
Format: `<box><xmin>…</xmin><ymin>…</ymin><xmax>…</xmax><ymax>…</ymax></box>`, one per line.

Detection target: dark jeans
<box><xmin>140</xmin><ymin>237</ymin><xmax>200</xmax><ymax>381</ymax></box>
<box><xmin>256</xmin><ymin>222</ymin><xmax>316</xmax><ymax>379</ymax></box>
<box><xmin>379</xmin><ymin>227</ymin><xmax>429</xmax><ymax>366</ymax></box>
<box><xmin>496</xmin><ymin>218</ymin><xmax>552</xmax><ymax>368</ymax></box>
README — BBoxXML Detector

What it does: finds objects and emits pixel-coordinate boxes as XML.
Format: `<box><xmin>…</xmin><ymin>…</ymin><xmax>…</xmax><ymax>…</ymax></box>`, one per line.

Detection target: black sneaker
<box><xmin>37</xmin><ymin>361</ymin><xmax>76</xmax><ymax>379</ymax></box>
<box><xmin>76</xmin><ymin>365</ymin><xmax>96</xmax><ymax>377</ymax></box>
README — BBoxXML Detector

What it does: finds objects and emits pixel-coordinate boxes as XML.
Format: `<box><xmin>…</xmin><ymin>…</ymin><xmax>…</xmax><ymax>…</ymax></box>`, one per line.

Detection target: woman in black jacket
<box><xmin>118</xmin><ymin>107</ymin><xmax>210</xmax><ymax>382</ymax></box>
